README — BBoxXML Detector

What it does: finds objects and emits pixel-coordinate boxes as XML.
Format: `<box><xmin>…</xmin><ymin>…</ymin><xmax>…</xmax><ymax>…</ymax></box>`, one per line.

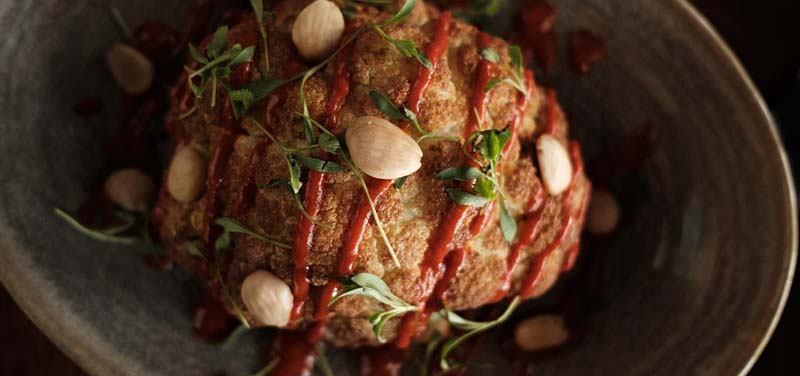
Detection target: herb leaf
<box><xmin>229</xmin><ymin>45</ymin><xmax>256</xmax><ymax>67</ymax></box>
<box><xmin>54</xmin><ymin>208</ymin><xmax>162</xmax><ymax>255</ymax></box>
<box><xmin>208</xmin><ymin>26</ymin><xmax>229</xmax><ymax>58</ymax></box>
<box><xmin>380</xmin><ymin>0</ymin><xmax>417</xmax><ymax>26</ymax></box>
<box><xmin>393</xmin><ymin>175</ymin><xmax>409</xmax><ymax>190</ymax></box>
<box><xmin>214</xmin><ymin>217</ymin><xmax>292</xmax><ymax>249</ymax></box>
<box><xmin>508</xmin><ymin>45</ymin><xmax>524</xmax><ymax>75</ymax></box>
<box><xmin>331</xmin><ymin>273</ymin><xmax>419</xmax><ymax>343</ymax></box>
<box><xmin>472</xmin><ymin>177</ymin><xmax>496</xmax><ymax>200</ymax></box>
<box><xmin>445</xmin><ymin>188</ymin><xmax>489</xmax><ymax>208</ymax></box>
<box><xmin>480</xmin><ymin>47</ymin><xmax>500</xmax><ymax>63</ymax></box>
<box><xmin>188</xmin><ymin>44</ymin><xmax>209</xmax><ymax>64</ymax></box>
<box><xmin>318</xmin><ymin>133</ymin><xmax>341</xmax><ymax>154</ymax></box>
<box><xmin>440</xmin><ymin>296</ymin><xmax>521</xmax><ymax>369</ymax></box>
<box><xmin>295</xmin><ymin>154</ymin><xmax>347</xmax><ymax>173</ymax></box>
<box><xmin>499</xmin><ymin>200</ymin><xmax>517</xmax><ymax>242</ymax></box>
<box><xmin>243</xmin><ymin>77</ymin><xmax>285</xmax><ymax>100</ymax></box>
<box><xmin>436</xmin><ymin>166</ymin><xmax>484</xmax><ymax>181</ymax></box>
<box><xmin>369</xmin><ymin>90</ymin><xmax>405</xmax><ymax>120</ymax></box>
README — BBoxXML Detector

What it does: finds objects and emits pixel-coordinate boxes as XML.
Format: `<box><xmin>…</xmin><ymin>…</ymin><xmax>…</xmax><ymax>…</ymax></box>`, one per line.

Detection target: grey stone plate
<box><xmin>0</xmin><ymin>0</ymin><xmax>796</xmax><ymax>375</ymax></box>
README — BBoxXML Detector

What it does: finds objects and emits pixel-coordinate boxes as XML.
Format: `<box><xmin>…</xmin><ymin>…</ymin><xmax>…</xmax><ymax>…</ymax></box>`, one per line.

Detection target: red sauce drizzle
<box><xmin>543</xmin><ymin>89</ymin><xmax>558</xmax><ymax>135</ymax></box>
<box><xmin>336</xmin><ymin>11</ymin><xmax>453</xmax><ymax>277</ymax></box>
<box><xmin>269</xmin><ymin>331</ymin><xmax>318</xmax><ymax>376</ymax></box>
<box><xmin>290</xmin><ymin>169</ymin><xmax>325</xmax><ymax>320</ymax></box>
<box><xmin>202</xmin><ymin>129</ymin><xmax>239</xmax><ymax>249</ymax></box>
<box><xmin>361</xmin><ymin>345</ymin><xmax>409</xmax><ymax>376</ymax></box>
<box><xmin>515</xmin><ymin>0</ymin><xmax>557</xmax><ymax>72</ymax></box>
<box><xmin>518</xmin><ymin>141</ymin><xmax>589</xmax><ymax>299</ymax></box>
<box><xmin>568</xmin><ymin>30</ymin><xmax>606</xmax><ymax>75</ymax></box>
<box><xmin>289</xmin><ymin>25</ymin><xmax>358</xmax><ymax>322</ymax></box>
<box><xmin>395</xmin><ymin>31</ymin><xmax>496</xmax><ymax>348</ymax></box>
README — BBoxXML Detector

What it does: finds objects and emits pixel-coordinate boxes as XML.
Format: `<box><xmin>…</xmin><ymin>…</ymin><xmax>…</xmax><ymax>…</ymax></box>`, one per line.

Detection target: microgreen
<box><xmin>262</xmin><ymin>179</ymin><xmax>334</xmax><ymax>229</ymax></box>
<box><xmin>438</xmin><ymin>126</ymin><xmax>518</xmax><ymax>242</ymax></box>
<box><xmin>480</xmin><ymin>47</ymin><xmax>500</xmax><ymax>63</ymax></box>
<box><xmin>455</xmin><ymin>0</ymin><xmax>503</xmax><ymax>25</ymax></box>
<box><xmin>295</xmin><ymin>154</ymin><xmax>347</xmax><ymax>173</ymax></box>
<box><xmin>249</xmin><ymin>0</ymin><xmax>270</xmax><ymax>73</ymax></box>
<box><xmin>369</xmin><ymin>89</ymin><xmax>429</xmax><ymax>138</ymax></box>
<box><xmin>372</xmin><ymin>25</ymin><xmax>432</xmax><ymax>70</ymax></box>
<box><xmin>108</xmin><ymin>5</ymin><xmax>133</xmax><ymax>40</ymax></box>
<box><xmin>445</xmin><ymin>188</ymin><xmax>490</xmax><ymax>208</ymax></box>
<box><xmin>421</xmin><ymin>327</ymin><xmax>445</xmax><ymax>376</ymax></box>
<box><xmin>214</xmin><ymin>217</ymin><xmax>292</xmax><ymax>249</ymax></box>
<box><xmin>393</xmin><ymin>175</ymin><xmax>409</xmax><ymax>190</ymax></box>
<box><xmin>222</xmin><ymin>322</ymin><xmax>249</xmax><ymax>348</ymax></box>
<box><xmin>182</xmin><ymin>26</ymin><xmax>257</xmax><ymax>118</ymax></box>
<box><xmin>440</xmin><ymin>296</ymin><xmax>521</xmax><ymax>369</ymax></box>
<box><xmin>250</xmin><ymin>358</ymin><xmax>279</xmax><ymax>376</ymax></box>
<box><xmin>379</xmin><ymin>0</ymin><xmax>418</xmax><ymax>26</ymax></box>
<box><xmin>484</xmin><ymin>45</ymin><xmax>530</xmax><ymax>99</ymax></box>
<box><xmin>54</xmin><ymin>208</ymin><xmax>163</xmax><ymax>255</ymax></box>
<box><xmin>316</xmin><ymin>344</ymin><xmax>335</xmax><ymax>376</ymax></box>
<box><xmin>331</xmin><ymin>273</ymin><xmax>419</xmax><ymax>342</ymax></box>
<box><xmin>186</xmin><ymin>241</ymin><xmax>252</xmax><ymax>328</ymax></box>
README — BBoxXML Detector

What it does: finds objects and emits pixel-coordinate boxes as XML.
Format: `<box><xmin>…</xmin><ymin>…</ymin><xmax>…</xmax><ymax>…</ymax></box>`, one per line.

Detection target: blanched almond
<box><xmin>345</xmin><ymin>116</ymin><xmax>423</xmax><ymax>180</ymax></box>
<box><xmin>291</xmin><ymin>0</ymin><xmax>345</xmax><ymax>61</ymax></box>
<box><xmin>106</xmin><ymin>43</ymin><xmax>154</xmax><ymax>95</ymax></box>
<box><xmin>536</xmin><ymin>134</ymin><xmax>573</xmax><ymax>195</ymax></box>
<box><xmin>104</xmin><ymin>168</ymin><xmax>155</xmax><ymax>212</ymax></box>
<box><xmin>240</xmin><ymin>270</ymin><xmax>293</xmax><ymax>327</ymax></box>
<box><xmin>167</xmin><ymin>145</ymin><xmax>206</xmax><ymax>203</ymax></box>
<box><xmin>587</xmin><ymin>189</ymin><xmax>620</xmax><ymax>235</ymax></box>
<box><xmin>514</xmin><ymin>314</ymin><xmax>569</xmax><ymax>351</ymax></box>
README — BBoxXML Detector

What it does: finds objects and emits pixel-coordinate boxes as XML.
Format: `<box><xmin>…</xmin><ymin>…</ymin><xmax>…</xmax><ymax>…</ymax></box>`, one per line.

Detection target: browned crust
<box><xmin>156</xmin><ymin>0</ymin><xmax>590</xmax><ymax>347</ymax></box>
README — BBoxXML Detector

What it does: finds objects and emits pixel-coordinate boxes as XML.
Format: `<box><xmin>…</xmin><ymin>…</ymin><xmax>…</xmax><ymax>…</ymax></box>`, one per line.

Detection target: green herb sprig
<box><xmin>182</xmin><ymin>26</ymin><xmax>256</xmax><ymax>118</ymax></box>
<box><xmin>455</xmin><ymin>0</ymin><xmax>503</xmax><ymax>25</ymax></box>
<box><xmin>440</xmin><ymin>296</ymin><xmax>521</xmax><ymax>370</ymax></box>
<box><xmin>437</xmin><ymin>126</ymin><xmax>518</xmax><ymax>242</ymax></box>
<box><xmin>214</xmin><ymin>217</ymin><xmax>292</xmax><ymax>249</ymax></box>
<box><xmin>249</xmin><ymin>0</ymin><xmax>270</xmax><ymax>73</ymax></box>
<box><xmin>483</xmin><ymin>45</ymin><xmax>530</xmax><ymax>99</ymax></box>
<box><xmin>330</xmin><ymin>273</ymin><xmax>419</xmax><ymax>342</ymax></box>
<box><xmin>54</xmin><ymin>208</ymin><xmax>163</xmax><ymax>255</ymax></box>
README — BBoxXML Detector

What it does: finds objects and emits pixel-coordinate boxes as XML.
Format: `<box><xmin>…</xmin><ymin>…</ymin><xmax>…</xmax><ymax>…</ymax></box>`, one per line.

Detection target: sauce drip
<box><xmin>361</xmin><ymin>345</ymin><xmax>409</xmax><ymax>376</ymax></box>
<box><xmin>395</xmin><ymin>31</ymin><xmax>500</xmax><ymax>348</ymax></box>
<box><xmin>515</xmin><ymin>0</ymin><xmax>556</xmax><ymax>72</ymax></box>
<box><xmin>269</xmin><ymin>331</ymin><xmax>318</xmax><ymax>376</ymax></box>
<box><xmin>307</xmin><ymin>12</ymin><xmax>454</xmax><ymax>346</ymax></box>
<box><xmin>568</xmin><ymin>30</ymin><xmax>606</xmax><ymax>75</ymax></box>
<box><xmin>519</xmin><ymin>142</ymin><xmax>589</xmax><ymax>299</ymax></box>
<box><xmin>290</xmin><ymin>24</ymin><xmax>357</xmax><ymax>322</ymax></box>
<box><xmin>336</xmin><ymin>11</ymin><xmax>453</xmax><ymax>276</ymax></box>
<box><xmin>201</xmin><ymin>129</ymin><xmax>239</xmax><ymax>250</ymax></box>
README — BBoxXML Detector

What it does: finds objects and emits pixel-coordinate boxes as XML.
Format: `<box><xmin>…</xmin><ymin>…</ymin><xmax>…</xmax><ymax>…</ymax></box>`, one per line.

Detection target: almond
<box><xmin>106</xmin><ymin>43</ymin><xmax>154</xmax><ymax>95</ymax></box>
<box><xmin>345</xmin><ymin>116</ymin><xmax>423</xmax><ymax>180</ymax></box>
<box><xmin>536</xmin><ymin>134</ymin><xmax>573</xmax><ymax>195</ymax></box>
<box><xmin>514</xmin><ymin>314</ymin><xmax>569</xmax><ymax>351</ymax></box>
<box><xmin>167</xmin><ymin>145</ymin><xmax>207</xmax><ymax>203</ymax></box>
<box><xmin>586</xmin><ymin>188</ymin><xmax>620</xmax><ymax>235</ymax></box>
<box><xmin>104</xmin><ymin>168</ymin><xmax>155</xmax><ymax>212</ymax></box>
<box><xmin>291</xmin><ymin>0</ymin><xmax>345</xmax><ymax>61</ymax></box>
<box><xmin>240</xmin><ymin>270</ymin><xmax>293</xmax><ymax>327</ymax></box>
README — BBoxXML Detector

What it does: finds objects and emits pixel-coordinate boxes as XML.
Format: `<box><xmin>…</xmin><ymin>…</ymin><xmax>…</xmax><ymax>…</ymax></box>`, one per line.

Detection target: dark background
<box><xmin>1</xmin><ymin>0</ymin><xmax>798</xmax><ymax>374</ymax></box>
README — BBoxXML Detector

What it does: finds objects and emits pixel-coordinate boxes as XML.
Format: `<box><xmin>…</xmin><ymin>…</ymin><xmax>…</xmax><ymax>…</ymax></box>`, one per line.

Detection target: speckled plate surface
<box><xmin>0</xmin><ymin>0</ymin><xmax>795</xmax><ymax>375</ymax></box>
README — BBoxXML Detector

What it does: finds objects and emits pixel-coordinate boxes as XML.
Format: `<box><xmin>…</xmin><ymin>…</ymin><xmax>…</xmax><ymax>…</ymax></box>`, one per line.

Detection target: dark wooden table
<box><xmin>2</xmin><ymin>0</ymin><xmax>798</xmax><ymax>374</ymax></box>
